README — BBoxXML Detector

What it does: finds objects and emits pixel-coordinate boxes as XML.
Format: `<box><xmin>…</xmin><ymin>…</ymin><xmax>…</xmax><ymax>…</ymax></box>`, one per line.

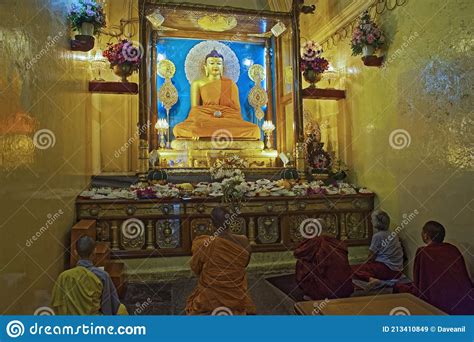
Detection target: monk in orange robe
<box><xmin>173</xmin><ymin>49</ymin><xmax>261</xmax><ymax>140</ymax></box>
<box><xmin>294</xmin><ymin>219</ymin><xmax>354</xmax><ymax>300</ymax></box>
<box><xmin>186</xmin><ymin>207</ymin><xmax>256</xmax><ymax>315</ymax></box>
<box><xmin>395</xmin><ymin>221</ymin><xmax>474</xmax><ymax>315</ymax></box>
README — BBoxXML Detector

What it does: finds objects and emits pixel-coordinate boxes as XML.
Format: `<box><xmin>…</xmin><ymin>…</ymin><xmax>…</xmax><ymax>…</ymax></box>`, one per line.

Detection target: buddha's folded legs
<box><xmin>173</xmin><ymin>107</ymin><xmax>261</xmax><ymax>140</ymax></box>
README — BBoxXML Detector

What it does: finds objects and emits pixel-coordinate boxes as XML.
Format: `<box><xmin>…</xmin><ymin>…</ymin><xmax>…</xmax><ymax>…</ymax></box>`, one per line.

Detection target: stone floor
<box><xmin>120</xmin><ymin>248</ymin><xmax>370</xmax><ymax>315</ymax></box>
<box><xmin>123</xmin><ymin>272</ymin><xmax>295</xmax><ymax>315</ymax></box>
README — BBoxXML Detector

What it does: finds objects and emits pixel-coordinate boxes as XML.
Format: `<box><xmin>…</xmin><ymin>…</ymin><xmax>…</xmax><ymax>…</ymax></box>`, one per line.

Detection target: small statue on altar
<box><xmin>304</xmin><ymin>122</ymin><xmax>332</xmax><ymax>173</ymax></box>
<box><xmin>173</xmin><ymin>49</ymin><xmax>261</xmax><ymax>140</ymax></box>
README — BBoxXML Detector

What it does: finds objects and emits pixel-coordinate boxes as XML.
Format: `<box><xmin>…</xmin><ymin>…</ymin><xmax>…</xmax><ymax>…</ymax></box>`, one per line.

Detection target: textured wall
<box><xmin>302</xmin><ymin>0</ymin><xmax>473</xmax><ymax>276</ymax></box>
<box><xmin>0</xmin><ymin>0</ymin><xmax>140</xmax><ymax>314</ymax></box>
<box><xmin>0</xmin><ymin>0</ymin><xmax>93</xmax><ymax>314</ymax></box>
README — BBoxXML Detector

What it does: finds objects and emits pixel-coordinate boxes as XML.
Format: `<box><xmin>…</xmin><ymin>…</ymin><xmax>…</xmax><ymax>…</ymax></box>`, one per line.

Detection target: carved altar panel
<box><xmin>319</xmin><ymin>213</ymin><xmax>338</xmax><ymax>237</ymax></box>
<box><xmin>76</xmin><ymin>194</ymin><xmax>375</xmax><ymax>258</ymax></box>
<box><xmin>120</xmin><ymin>218</ymin><xmax>145</xmax><ymax>250</ymax></box>
<box><xmin>289</xmin><ymin>215</ymin><xmax>309</xmax><ymax>243</ymax></box>
<box><xmin>345</xmin><ymin>212</ymin><xmax>368</xmax><ymax>240</ymax></box>
<box><xmin>229</xmin><ymin>216</ymin><xmax>246</xmax><ymax>235</ymax></box>
<box><xmin>190</xmin><ymin>218</ymin><xmax>213</xmax><ymax>240</ymax></box>
<box><xmin>155</xmin><ymin>219</ymin><xmax>180</xmax><ymax>248</ymax></box>
<box><xmin>96</xmin><ymin>220</ymin><xmax>110</xmax><ymax>242</ymax></box>
<box><xmin>257</xmin><ymin>216</ymin><xmax>280</xmax><ymax>244</ymax></box>
<box><xmin>288</xmin><ymin>213</ymin><xmax>339</xmax><ymax>244</ymax></box>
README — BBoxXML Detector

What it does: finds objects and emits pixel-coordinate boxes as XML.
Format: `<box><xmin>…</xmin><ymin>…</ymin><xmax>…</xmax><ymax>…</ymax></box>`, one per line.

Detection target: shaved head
<box><xmin>422</xmin><ymin>221</ymin><xmax>445</xmax><ymax>243</ymax></box>
<box><xmin>76</xmin><ymin>236</ymin><xmax>96</xmax><ymax>259</ymax></box>
<box><xmin>211</xmin><ymin>206</ymin><xmax>231</xmax><ymax>231</ymax></box>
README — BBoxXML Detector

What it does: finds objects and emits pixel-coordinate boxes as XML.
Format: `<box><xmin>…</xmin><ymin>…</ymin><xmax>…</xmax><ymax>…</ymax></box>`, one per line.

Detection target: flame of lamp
<box><xmin>262</xmin><ymin>120</ymin><xmax>275</xmax><ymax>150</ymax></box>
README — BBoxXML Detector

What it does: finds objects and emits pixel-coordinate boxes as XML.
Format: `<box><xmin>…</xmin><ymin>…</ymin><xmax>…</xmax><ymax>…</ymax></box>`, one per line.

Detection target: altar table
<box><xmin>75</xmin><ymin>193</ymin><xmax>374</xmax><ymax>259</ymax></box>
<box><xmin>294</xmin><ymin>293</ymin><xmax>446</xmax><ymax>315</ymax></box>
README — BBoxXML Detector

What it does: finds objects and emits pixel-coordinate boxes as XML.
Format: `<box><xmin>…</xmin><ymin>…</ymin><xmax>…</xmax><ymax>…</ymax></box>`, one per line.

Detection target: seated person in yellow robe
<box><xmin>173</xmin><ymin>49</ymin><xmax>261</xmax><ymax>140</ymax></box>
<box><xmin>51</xmin><ymin>236</ymin><xmax>128</xmax><ymax>315</ymax></box>
<box><xmin>186</xmin><ymin>207</ymin><xmax>256</xmax><ymax>315</ymax></box>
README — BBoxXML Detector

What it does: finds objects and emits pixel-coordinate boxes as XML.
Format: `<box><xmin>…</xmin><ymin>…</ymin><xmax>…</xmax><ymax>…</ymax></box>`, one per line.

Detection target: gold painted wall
<box><xmin>0</xmin><ymin>0</ymin><xmax>139</xmax><ymax>314</ymax></box>
<box><xmin>302</xmin><ymin>0</ymin><xmax>473</xmax><ymax>276</ymax></box>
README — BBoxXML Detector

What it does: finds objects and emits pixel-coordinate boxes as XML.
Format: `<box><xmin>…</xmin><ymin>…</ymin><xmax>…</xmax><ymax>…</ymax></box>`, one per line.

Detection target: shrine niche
<box><xmin>138</xmin><ymin>1</ymin><xmax>300</xmax><ymax>171</ymax></box>
<box><xmin>72</xmin><ymin>1</ymin><xmax>376</xmax><ymax>261</ymax></box>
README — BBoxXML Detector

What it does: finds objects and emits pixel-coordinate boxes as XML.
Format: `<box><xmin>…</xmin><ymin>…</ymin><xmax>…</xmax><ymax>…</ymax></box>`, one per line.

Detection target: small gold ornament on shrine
<box><xmin>247</xmin><ymin>64</ymin><xmax>268</xmax><ymax>121</ymax></box>
<box><xmin>157</xmin><ymin>59</ymin><xmax>178</xmax><ymax>148</ymax></box>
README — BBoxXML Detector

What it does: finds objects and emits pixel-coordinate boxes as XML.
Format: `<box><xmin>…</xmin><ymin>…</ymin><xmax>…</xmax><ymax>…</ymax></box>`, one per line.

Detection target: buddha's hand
<box><xmin>213</xmin><ymin>110</ymin><xmax>222</xmax><ymax>118</ymax></box>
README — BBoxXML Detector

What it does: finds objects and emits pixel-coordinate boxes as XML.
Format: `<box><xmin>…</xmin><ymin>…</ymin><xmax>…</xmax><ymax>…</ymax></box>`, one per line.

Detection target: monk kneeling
<box><xmin>294</xmin><ymin>219</ymin><xmax>354</xmax><ymax>300</ymax></box>
<box><xmin>51</xmin><ymin>236</ymin><xmax>127</xmax><ymax>315</ymax></box>
<box><xmin>186</xmin><ymin>207</ymin><xmax>256</xmax><ymax>315</ymax></box>
<box><xmin>396</xmin><ymin>221</ymin><xmax>474</xmax><ymax>315</ymax></box>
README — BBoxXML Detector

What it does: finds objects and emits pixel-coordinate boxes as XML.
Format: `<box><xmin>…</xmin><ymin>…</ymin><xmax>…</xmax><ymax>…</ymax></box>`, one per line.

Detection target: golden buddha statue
<box><xmin>173</xmin><ymin>50</ymin><xmax>261</xmax><ymax>140</ymax></box>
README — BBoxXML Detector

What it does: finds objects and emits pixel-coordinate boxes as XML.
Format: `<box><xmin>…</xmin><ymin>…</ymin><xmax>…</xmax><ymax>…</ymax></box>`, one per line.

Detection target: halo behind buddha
<box><xmin>185</xmin><ymin>40</ymin><xmax>240</xmax><ymax>84</ymax></box>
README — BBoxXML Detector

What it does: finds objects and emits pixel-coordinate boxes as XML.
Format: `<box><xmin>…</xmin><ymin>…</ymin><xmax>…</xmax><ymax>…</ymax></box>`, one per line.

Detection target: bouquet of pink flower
<box><xmin>67</xmin><ymin>0</ymin><xmax>106</xmax><ymax>34</ymax></box>
<box><xmin>351</xmin><ymin>10</ymin><xmax>385</xmax><ymax>55</ymax></box>
<box><xmin>300</xmin><ymin>41</ymin><xmax>329</xmax><ymax>73</ymax></box>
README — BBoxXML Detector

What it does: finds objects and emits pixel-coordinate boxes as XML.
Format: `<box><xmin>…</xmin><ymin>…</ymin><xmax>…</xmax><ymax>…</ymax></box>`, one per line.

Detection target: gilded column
<box><xmin>248</xmin><ymin>217</ymin><xmax>256</xmax><ymax>245</ymax></box>
<box><xmin>146</xmin><ymin>220</ymin><xmax>155</xmax><ymax>250</ymax></box>
<box><xmin>111</xmin><ymin>220</ymin><xmax>119</xmax><ymax>250</ymax></box>
<box><xmin>340</xmin><ymin>214</ymin><xmax>348</xmax><ymax>240</ymax></box>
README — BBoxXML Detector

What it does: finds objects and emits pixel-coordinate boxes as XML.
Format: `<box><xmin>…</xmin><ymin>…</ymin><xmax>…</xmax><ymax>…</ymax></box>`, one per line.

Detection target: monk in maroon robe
<box><xmin>396</xmin><ymin>221</ymin><xmax>474</xmax><ymax>315</ymax></box>
<box><xmin>294</xmin><ymin>219</ymin><xmax>354</xmax><ymax>300</ymax></box>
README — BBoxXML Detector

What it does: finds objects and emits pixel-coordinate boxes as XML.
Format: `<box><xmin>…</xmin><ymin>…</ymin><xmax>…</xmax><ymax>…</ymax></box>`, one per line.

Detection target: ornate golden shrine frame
<box><xmin>137</xmin><ymin>0</ymin><xmax>311</xmax><ymax>177</ymax></box>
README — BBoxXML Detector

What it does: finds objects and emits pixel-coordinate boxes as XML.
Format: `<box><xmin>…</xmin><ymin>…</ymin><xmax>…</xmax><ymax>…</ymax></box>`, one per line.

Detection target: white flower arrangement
<box><xmin>210</xmin><ymin>155</ymin><xmax>248</xmax><ymax>180</ymax></box>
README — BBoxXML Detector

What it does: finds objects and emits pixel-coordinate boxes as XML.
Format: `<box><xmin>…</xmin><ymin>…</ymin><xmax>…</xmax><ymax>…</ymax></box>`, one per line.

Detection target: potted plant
<box><xmin>300</xmin><ymin>41</ymin><xmax>329</xmax><ymax>88</ymax></box>
<box><xmin>67</xmin><ymin>0</ymin><xmax>106</xmax><ymax>37</ymax></box>
<box><xmin>351</xmin><ymin>10</ymin><xmax>385</xmax><ymax>57</ymax></box>
<box><xmin>103</xmin><ymin>39</ymin><xmax>142</xmax><ymax>82</ymax></box>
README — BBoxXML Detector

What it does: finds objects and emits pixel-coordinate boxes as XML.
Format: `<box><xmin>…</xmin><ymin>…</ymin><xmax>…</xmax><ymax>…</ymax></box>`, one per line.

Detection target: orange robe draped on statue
<box><xmin>185</xmin><ymin>235</ymin><xmax>256</xmax><ymax>315</ymax></box>
<box><xmin>173</xmin><ymin>78</ymin><xmax>261</xmax><ymax>140</ymax></box>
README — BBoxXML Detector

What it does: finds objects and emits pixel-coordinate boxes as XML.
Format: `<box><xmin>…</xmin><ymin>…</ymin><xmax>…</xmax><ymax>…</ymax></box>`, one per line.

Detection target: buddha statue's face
<box><xmin>205</xmin><ymin>57</ymin><xmax>224</xmax><ymax>78</ymax></box>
